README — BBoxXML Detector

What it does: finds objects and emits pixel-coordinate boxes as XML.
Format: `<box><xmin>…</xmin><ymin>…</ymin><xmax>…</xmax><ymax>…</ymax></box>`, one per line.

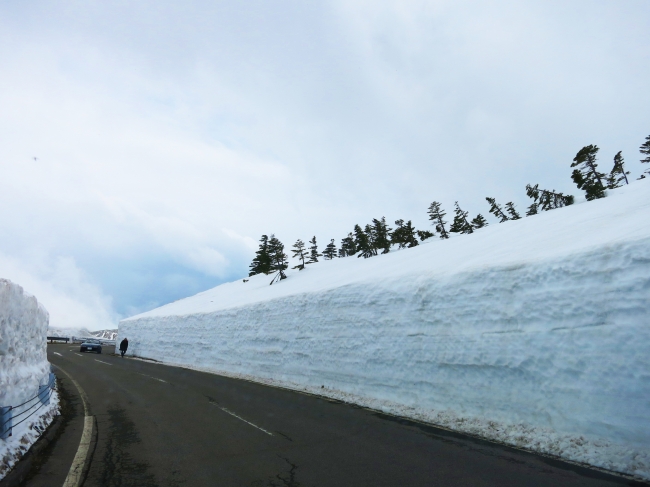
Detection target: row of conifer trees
<box><xmin>248</xmin><ymin>134</ymin><xmax>650</xmax><ymax>284</ymax></box>
<box><xmin>570</xmin><ymin>134</ymin><xmax>649</xmax><ymax>200</ymax></box>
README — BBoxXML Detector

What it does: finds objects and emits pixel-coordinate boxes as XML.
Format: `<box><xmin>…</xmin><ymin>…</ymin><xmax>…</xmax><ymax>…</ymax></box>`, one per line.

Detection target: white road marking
<box><xmin>53</xmin><ymin>352</ymin><xmax>63</xmax><ymax>356</ymax></box>
<box><xmin>210</xmin><ymin>402</ymin><xmax>273</xmax><ymax>436</ymax></box>
<box><xmin>94</xmin><ymin>359</ymin><xmax>112</xmax><ymax>366</ymax></box>
<box><xmin>137</xmin><ymin>373</ymin><xmax>167</xmax><ymax>383</ymax></box>
<box><xmin>55</xmin><ymin>365</ymin><xmax>95</xmax><ymax>487</ymax></box>
<box><xmin>74</xmin><ymin>353</ymin><xmax>83</xmax><ymax>357</ymax></box>
<box><xmin>65</xmin><ymin>416</ymin><xmax>94</xmax><ymax>484</ymax></box>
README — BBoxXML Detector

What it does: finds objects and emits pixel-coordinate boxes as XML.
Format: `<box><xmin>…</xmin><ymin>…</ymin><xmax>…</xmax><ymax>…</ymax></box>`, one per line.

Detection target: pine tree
<box><xmin>606</xmin><ymin>151</ymin><xmax>629</xmax><ymax>189</ymax></box>
<box><xmin>372</xmin><ymin>217</ymin><xmax>392</xmax><ymax>254</ymax></box>
<box><xmin>470</xmin><ymin>214</ymin><xmax>488</xmax><ymax>229</ymax></box>
<box><xmin>291</xmin><ymin>239</ymin><xmax>307</xmax><ymax>270</ymax></box>
<box><xmin>427</xmin><ymin>201</ymin><xmax>448</xmax><ymax>239</ymax></box>
<box><xmin>486</xmin><ymin>197</ymin><xmax>509</xmax><ymax>223</ymax></box>
<box><xmin>558</xmin><ymin>193</ymin><xmax>574</xmax><ymax>207</ymax></box>
<box><xmin>449</xmin><ymin>202</ymin><xmax>473</xmax><ymax>234</ymax></box>
<box><xmin>526</xmin><ymin>202</ymin><xmax>538</xmax><ymax>216</ymax></box>
<box><xmin>403</xmin><ymin>220</ymin><xmax>419</xmax><ymax>247</ymax></box>
<box><xmin>249</xmin><ymin>234</ymin><xmax>272</xmax><ymax>276</ymax></box>
<box><xmin>505</xmin><ymin>202</ymin><xmax>521</xmax><ymax>220</ymax></box>
<box><xmin>391</xmin><ymin>220</ymin><xmax>406</xmax><ymax>248</ymax></box>
<box><xmin>525</xmin><ymin>184</ymin><xmax>574</xmax><ymax>214</ymax></box>
<box><xmin>339</xmin><ymin>233</ymin><xmax>356</xmax><ymax>257</ymax></box>
<box><xmin>390</xmin><ymin>220</ymin><xmax>402</xmax><ymax>248</ymax></box>
<box><xmin>640</xmin><ymin>135</ymin><xmax>650</xmax><ymax>177</ymax></box>
<box><xmin>268</xmin><ymin>235</ymin><xmax>288</xmax><ymax>284</ymax></box>
<box><xmin>571</xmin><ymin>144</ymin><xmax>606</xmax><ymax>200</ymax></box>
<box><xmin>525</xmin><ymin>184</ymin><xmax>540</xmax><ymax>216</ymax></box>
<box><xmin>354</xmin><ymin>224</ymin><xmax>374</xmax><ymax>258</ymax></box>
<box><xmin>323</xmin><ymin>239</ymin><xmax>337</xmax><ymax>260</ymax></box>
<box><xmin>306</xmin><ymin>236</ymin><xmax>322</xmax><ymax>264</ymax></box>
<box><xmin>364</xmin><ymin>224</ymin><xmax>378</xmax><ymax>256</ymax></box>
<box><xmin>416</xmin><ymin>229</ymin><xmax>434</xmax><ymax>241</ymax></box>
<box><xmin>391</xmin><ymin>219</ymin><xmax>419</xmax><ymax>248</ymax></box>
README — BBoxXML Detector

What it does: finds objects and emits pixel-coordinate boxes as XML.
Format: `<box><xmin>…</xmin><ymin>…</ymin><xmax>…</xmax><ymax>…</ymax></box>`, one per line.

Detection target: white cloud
<box><xmin>0</xmin><ymin>0</ymin><xmax>648</xmax><ymax>321</ymax></box>
<box><xmin>0</xmin><ymin>253</ymin><xmax>115</xmax><ymax>330</ymax></box>
<box><xmin>185</xmin><ymin>247</ymin><xmax>228</xmax><ymax>277</ymax></box>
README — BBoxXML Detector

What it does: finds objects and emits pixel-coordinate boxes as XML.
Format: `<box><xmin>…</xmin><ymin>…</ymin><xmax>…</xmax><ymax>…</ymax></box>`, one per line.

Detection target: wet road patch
<box><xmin>97</xmin><ymin>407</ymin><xmax>158</xmax><ymax>487</ymax></box>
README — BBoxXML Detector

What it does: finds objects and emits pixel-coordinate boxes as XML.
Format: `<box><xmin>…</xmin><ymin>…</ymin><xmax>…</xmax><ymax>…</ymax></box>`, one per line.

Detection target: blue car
<box><xmin>80</xmin><ymin>339</ymin><xmax>102</xmax><ymax>354</ymax></box>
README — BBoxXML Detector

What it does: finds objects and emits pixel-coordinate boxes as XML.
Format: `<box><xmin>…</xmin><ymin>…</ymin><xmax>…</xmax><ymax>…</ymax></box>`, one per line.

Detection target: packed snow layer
<box><xmin>0</xmin><ymin>280</ymin><xmax>51</xmax><ymax>413</ymax></box>
<box><xmin>90</xmin><ymin>329</ymin><xmax>118</xmax><ymax>340</ymax></box>
<box><xmin>0</xmin><ymin>279</ymin><xmax>58</xmax><ymax>480</ymax></box>
<box><xmin>121</xmin><ymin>181</ymin><xmax>650</xmax><ymax>479</ymax></box>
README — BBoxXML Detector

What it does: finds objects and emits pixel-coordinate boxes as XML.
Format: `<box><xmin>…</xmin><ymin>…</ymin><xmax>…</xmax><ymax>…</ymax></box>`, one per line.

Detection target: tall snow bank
<box><xmin>0</xmin><ymin>279</ymin><xmax>50</xmax><ymax>411</ymax></box>
<box><xmin>120</xmin><ymin>181</ymin><xmax>650</xmax><ymax>479</ymax></box>
<box><xmin>0</xmin><ymin>279</ymin><xmax>58</xmax><ymax>480</ymax></box>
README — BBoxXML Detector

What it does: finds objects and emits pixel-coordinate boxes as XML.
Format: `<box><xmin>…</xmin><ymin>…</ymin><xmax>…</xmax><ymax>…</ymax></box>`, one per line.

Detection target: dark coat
<box><xmin>119</xmin><ymin>338</ymin><xmax>129</xmax><ymax>352</ymax></box>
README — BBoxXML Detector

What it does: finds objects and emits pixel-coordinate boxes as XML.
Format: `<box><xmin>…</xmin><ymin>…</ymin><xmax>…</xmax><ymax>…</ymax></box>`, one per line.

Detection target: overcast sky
<box><xmin>1</xmin><ymin>0</ymin><xmax>648</xmax><ymax>330</ymax></box>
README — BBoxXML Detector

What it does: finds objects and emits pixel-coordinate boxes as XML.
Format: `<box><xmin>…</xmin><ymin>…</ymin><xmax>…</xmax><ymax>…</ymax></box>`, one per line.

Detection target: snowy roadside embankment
<box><xmin>120</xmin><ymin>181</ymin><xmax>650</xmax><ymax>479</ymax></box>
<box><xmin>0</xmin><ymin>279</ymin><xmax>59</xmax><ymax>481</ymax></box>
<box><xmin>47</xmin><ymin>327</ymin><xmax>93</xmax><ymax>339</ymax></box>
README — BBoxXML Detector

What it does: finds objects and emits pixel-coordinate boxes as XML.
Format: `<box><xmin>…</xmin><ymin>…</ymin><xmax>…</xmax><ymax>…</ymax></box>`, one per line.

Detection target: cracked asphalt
<box><xmin>32</xmin><ymin>343</ymin><xmax>642</xmax><ymax>487</ymax></box>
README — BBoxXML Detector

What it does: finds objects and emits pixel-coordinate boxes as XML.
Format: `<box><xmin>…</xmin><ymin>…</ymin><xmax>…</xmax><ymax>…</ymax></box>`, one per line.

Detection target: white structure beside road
<box><xmin>120</xmin><ymin>181</ymin><xmax>650</xmax><ymax>480</ymax></box>
<box><xmin>0</xmin><ymin>279</ymin><xmax>59</xmax><ymax>481</ymax></box>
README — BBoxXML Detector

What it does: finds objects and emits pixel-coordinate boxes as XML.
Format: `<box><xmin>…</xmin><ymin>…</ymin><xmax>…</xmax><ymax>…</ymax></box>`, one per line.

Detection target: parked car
<box><xmin>80</xmin><ymin>339</ymin><xmax>102</xmax><ymax>354</ymax></box>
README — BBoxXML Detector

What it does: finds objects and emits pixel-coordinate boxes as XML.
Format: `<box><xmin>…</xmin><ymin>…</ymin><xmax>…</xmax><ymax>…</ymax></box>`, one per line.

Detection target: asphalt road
<box><xmin>28</xmin><ymin>343</ymin><xmax>641</xmax><ymax>487</ymax></box>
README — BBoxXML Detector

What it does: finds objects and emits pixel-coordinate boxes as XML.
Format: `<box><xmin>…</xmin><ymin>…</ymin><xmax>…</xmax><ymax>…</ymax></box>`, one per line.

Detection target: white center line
<box><xmin>53</xmin><ymin>352</ymin><xmax>63</xmax><ymax>356</ymax></box>
<box><xmin>209</xmin><ymin>402</ymin><xmax>273</xmax><ymax>436</ymax></box>
<box><xmin>94</xmin><ymin>359</ymin><xmax>112</xmax><ymax>365</ymax></box>
<box><xmin>137</xmin><ymin>373</ymin><xmax>167</xmax><ymax>383</ymax></box>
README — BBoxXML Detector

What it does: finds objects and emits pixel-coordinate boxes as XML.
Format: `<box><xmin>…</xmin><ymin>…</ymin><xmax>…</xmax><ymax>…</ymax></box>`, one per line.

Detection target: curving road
<box><xmin>23</xmin><ymin>344</ymin><xmax>642</xmax><ymax>487</ymax></box>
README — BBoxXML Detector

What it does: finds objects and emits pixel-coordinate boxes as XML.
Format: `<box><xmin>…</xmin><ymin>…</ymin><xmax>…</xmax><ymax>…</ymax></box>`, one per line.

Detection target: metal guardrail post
<box><xmin>38</xmin><ymin>385</ymin><xmax>50</xmax><ymax>406</ymax></box>
<box><xmin>0</xmin><ymin>406</ymin><xmax>12</xmax><ymax>439</ymax></box>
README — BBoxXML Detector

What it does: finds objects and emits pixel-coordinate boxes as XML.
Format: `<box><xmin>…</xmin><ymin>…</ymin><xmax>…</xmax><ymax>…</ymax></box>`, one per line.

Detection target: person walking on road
<box><xmin>119</xmin><ymin>337</ymin><xmax>129</xmax><ymax>357</ymax></box>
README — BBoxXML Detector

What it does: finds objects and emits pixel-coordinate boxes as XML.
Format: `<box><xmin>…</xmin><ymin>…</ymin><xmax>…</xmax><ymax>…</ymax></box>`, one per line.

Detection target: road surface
<box><xmin>24</xmin><ymin>343</ymin><xmax>642</xmax><ymax>487</ymax></box>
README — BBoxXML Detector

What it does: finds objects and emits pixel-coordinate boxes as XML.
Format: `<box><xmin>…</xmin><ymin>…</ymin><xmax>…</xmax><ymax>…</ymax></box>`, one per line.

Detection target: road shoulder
<box><xmin>15</xmin><ymin>363</ymin><xmax>87</xmax><ymax>487</ymax></box>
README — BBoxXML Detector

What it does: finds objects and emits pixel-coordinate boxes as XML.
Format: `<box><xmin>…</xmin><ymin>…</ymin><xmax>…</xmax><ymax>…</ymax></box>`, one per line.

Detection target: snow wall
<box><xmin>0</xmin><ymin>279</ymin><xmax>59</xmax><ymax>481</ymax></box>
<box><xmin>120</xmin><ymin>181</ymin><xmax>650</xmax><ymax>479</ymax></box>
<box><xmin>0</xmin><ymin>279</ymin><xmax>51</xmax><ymax>412</ymax></box>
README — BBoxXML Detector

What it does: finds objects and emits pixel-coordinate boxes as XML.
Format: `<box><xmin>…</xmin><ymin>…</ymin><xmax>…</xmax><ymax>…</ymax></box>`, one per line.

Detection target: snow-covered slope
<box><xmin>120</xmin><ymin>180</ymin><xmax>650</xmax><ymax>479</ymax></box>
<box><xmin>47</xmin><ymin>328</ymin><xmax>118</xmax><ymax>341</ymax></box>
<box><xmin>91</xmin><ymin>329</ymin><xmax>118</xmax><ymax>340</ymax></box>
<box><xmin>47</xmin><ymin>327</ymin><xmax>93</xmax><ymax>338</ymax></box>
<box><xmin>0</xmin><ymin>280</ymin><xmax>59</xmax><ymax>480</ymax></box>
